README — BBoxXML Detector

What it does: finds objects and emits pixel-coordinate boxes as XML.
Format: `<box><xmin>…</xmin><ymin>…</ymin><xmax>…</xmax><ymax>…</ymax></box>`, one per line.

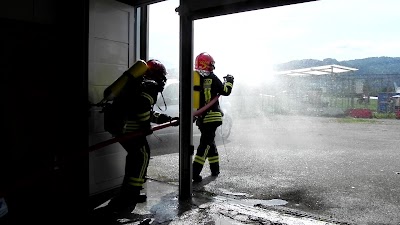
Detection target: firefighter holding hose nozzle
<box><xmin>192</xmin><ymin>52</ymin><xmax>234</xmax><ymax>183</ymax></box>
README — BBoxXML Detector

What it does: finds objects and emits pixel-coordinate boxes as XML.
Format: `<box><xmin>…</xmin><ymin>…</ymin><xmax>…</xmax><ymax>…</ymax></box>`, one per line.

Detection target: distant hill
<box><xmin>273</xmin><ymin>57</ymin><xmax>400</xmax><ymax>94</ymax></box>
<box><xmin>274</xmin><ymin>56</ymin><xmax>400</xmax><ymax>76</ymax></box>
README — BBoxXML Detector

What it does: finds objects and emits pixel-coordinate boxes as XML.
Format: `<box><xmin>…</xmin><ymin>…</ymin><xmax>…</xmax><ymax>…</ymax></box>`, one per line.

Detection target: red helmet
<box><xmin>195</xmin><ymin>52</ymin><xmax>215</xmax><ymax>72</ymax></box>
<box><xmin>146</xmin><ymin>59</ymin><xmax>167</xmax><ymax>82</ymax></box>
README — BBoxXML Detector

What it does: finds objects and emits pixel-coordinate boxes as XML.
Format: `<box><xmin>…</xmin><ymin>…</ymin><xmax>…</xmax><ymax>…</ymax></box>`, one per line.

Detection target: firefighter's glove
<box><xmin>145</xmin><ymin>128</ymin><xmax>153</xmax><ymax>136</ymax></box>
<box><xmin>195</xmin><ymin>117</ymin><xmax>203</xmax><ymax>128</ymax></box>
<box><xmin>170</xmin><ymin>117</ymin><xmax>179</xmax><ymax>126</ymax></box>
<box><xmin>223</xmin><ymin>74</ymin><xmax>234</xmax><ymax>83</ymax></box>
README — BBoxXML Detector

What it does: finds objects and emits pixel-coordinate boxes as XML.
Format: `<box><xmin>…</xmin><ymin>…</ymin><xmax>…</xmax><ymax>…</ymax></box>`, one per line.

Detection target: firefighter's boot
<box><xmin>137</xmin><ymin>193</ymin><xmax>147</xmax><ymax>203</ymax></box>
<box><xmin>210</xmin><ymin>162</ymin><xmax>220</xmax><ymax>176</ymax></box>
<box><xmin>192</xmin><ymin>162</ymin><xmax>203</xmax><ymax>182</ymax></box>
<box><xmin>107</xmin><ymin>186</ymin><xmax>140</xmax><ymax>213</ymax></box>
<box><xmin>137</xmin><ymin>181</ymin><xmax>147</xmax><ymax>203</ymax></box>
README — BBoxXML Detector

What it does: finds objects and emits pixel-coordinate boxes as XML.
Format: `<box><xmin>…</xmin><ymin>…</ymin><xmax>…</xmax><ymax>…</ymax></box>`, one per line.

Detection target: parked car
<box><xmin>152</xmin><ymin>78</ymin><xmax>233</xmax><ymax>140</ymax></box>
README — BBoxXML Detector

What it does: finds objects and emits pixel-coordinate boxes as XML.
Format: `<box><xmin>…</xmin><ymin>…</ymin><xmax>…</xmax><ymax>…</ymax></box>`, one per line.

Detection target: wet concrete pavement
<box><xmin>89</xmin><ymin>178</ymin><xmax>345</xmax><ymax>225</ymax></box>
<box><xmin>146</xmin><ymin>115</ymin><xmax>400</xmax><ymax>224</ymax></box>
<box><xmin>88</xmin><ymin>115</ymin><xmax>400</xmax><ymax>224</ymax></box>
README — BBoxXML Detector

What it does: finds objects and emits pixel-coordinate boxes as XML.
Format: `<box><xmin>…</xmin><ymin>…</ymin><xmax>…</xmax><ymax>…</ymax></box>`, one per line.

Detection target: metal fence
<box><xmin>228</xmin><ymin>74</ymin><xmax>400</xmax><ymax>118</ymax></box>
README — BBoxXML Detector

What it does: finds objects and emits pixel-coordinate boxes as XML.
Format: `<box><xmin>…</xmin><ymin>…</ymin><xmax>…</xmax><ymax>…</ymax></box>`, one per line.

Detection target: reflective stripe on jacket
<box><xmin>200</xmin><ymin>72</ymin><xmax>233</xmax><ymax>124</ymax></box>
<box><xmin>124</xmin><ymin>86</ymin><xmax>171</xmax><ymax>133</ymax></box>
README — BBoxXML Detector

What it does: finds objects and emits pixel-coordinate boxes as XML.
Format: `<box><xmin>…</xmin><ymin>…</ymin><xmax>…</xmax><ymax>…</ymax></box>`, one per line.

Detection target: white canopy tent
<box><xmin>275</xmin><ymin>64</ymin><xmax>358</xmax><ymax>76</ymax></box>
<box><xmin>270</xmin><ymin>64</ymin><xmax>361</xmax><ymax>112</ymax></box>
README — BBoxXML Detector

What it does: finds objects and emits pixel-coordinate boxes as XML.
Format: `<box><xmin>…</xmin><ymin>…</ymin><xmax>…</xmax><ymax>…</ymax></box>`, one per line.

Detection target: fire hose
<box><xmin>0</xmin><ymin>95</ymin><xmax>220</xmax><ymax>198</ymax></box>
<box><xmin>88</xmin><ymin>95</ymin><xmax>220</xmax><ymax>152</ymax></box>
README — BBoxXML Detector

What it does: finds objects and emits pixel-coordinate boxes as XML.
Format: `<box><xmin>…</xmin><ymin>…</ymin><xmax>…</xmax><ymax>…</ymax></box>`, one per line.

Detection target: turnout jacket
<box><xmin>198</xmin><ymin>72</ymin><xmax>233</xmax><ymax>124</ymax></box>
<box><xmin>115</xmin><ymin>77</ymin><xmax>172</xmax><ymax>134</ymax></box>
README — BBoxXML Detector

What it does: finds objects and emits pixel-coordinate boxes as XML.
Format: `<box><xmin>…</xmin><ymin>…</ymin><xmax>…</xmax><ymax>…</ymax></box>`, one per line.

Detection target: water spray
<box><xmin>219</xmin><ymin>97</ymin><xmax>230</xmax><ymax>163</ymax></box>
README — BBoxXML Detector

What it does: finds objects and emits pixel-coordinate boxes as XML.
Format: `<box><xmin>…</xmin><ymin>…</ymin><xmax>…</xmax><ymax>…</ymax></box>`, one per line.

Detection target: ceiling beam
<box><xmin>117</xmin><ymin>0</ymin><xmax>165</xmax><ymax>7</ymax></box>
<box><xmin>119</xmin><ymin>0</ymin><xmax>317</xmax><ymax>18</ymax></box>
<box><xmin>178</xmin><ymin>0</ymin><xmax>318</xmax><ymax>20</ymax></box>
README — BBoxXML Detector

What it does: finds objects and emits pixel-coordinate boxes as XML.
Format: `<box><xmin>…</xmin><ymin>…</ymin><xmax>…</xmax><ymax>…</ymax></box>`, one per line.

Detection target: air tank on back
<box><xmin>101</xmin><ymin>59</ymin><xmax>148</xmax><ymax>103</ymax></box>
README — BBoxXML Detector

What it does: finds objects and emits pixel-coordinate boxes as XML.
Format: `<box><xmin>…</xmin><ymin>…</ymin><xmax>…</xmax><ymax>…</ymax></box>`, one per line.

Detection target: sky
<box><xmin>149</xmin><ymin>0</ymin><xmax>400</xmax><ymax>83</ymax></box>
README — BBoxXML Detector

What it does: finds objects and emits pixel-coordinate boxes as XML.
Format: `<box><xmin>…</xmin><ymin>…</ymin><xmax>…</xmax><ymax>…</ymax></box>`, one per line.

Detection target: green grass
<box><xmin>336</xmin><ymin>113</ymin><xmax>397</xmax><ymax>122</ymax></box>
<box><xmin>373</xmin><ymin>112</ymin><xmax>397</xmax><ymax>119</ymax></box>
<box><xmin>327</xmin><ymin>97</ymin><xmax>378</xmax><ymax>111</ymax></box>
<box><xmin>353</xmin><ymin>99</ymin><xmax>378</xmax><ymax>111</ymax></box>
<box><xmin>336</xmin><ymin>117</ymin><xmax>378</xmax><ymax>123</ymax></box>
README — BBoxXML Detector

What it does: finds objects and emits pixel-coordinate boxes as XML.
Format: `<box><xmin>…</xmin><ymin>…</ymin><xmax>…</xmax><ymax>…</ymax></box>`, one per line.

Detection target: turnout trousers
<box><xmin>193</xmin><ymin>123</ymin><xmax>220</xmax><ymax>177</ymax></box>
<box><xmin>107</xmin><ymin>136</ymin><xmax>149</xmax><ymax>211</ymax></box>
<box><xmin>120</xmin><ymin>136</ymin><xmax>150</xmax><ymax>193</ymax></box>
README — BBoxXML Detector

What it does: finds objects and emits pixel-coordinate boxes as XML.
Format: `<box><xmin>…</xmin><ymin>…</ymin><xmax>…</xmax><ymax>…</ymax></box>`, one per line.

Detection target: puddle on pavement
<box><xmin>219</xmin><ymin>188</ymin><xmax>252</xmax><ymax>197</ymax></box>
<box><xmin>242</xmin><ymin>198</ymin><xmax>288</xmax><ymax>207</ymax></box>
<box><xmin>218</xmin><ymin>188</ymin><xmax>288</xmax><ymax>207</ymax></box>
<box><xmin>212</xmin><ymin>215</ymin><xmax>248</xmax><ymax>225</ymax></box>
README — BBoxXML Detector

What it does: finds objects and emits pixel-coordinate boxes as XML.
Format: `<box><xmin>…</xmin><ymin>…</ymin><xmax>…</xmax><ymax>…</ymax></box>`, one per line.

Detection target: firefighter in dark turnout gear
<box><xmin>192</xmin><ymin>52</ymin><xmax>234</xmax><ymax>182</ymax></box>
<box><xmin>106</xmin><ymin>59</ymin><xmax>178</xmax><ymax>213</ymax></box>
